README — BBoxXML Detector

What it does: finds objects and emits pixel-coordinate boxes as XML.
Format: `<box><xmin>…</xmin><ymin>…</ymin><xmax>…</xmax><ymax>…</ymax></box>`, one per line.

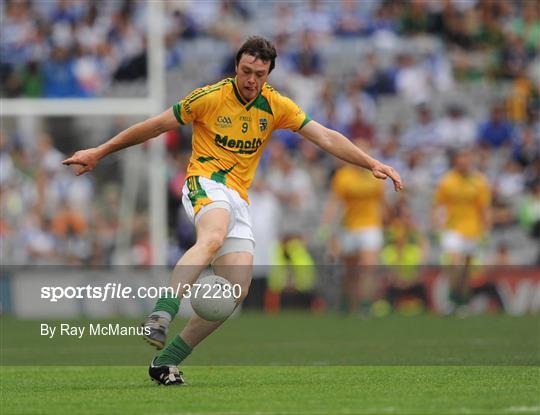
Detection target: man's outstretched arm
<box><xmin>298</xmin><ymin>120</ymin><xmax>403</xmax><ymax>191</ymax></box>
<box><xmin>62</xmin><ymin>107</ymin><xmax>179</xmax><ymax>175</ymax></box>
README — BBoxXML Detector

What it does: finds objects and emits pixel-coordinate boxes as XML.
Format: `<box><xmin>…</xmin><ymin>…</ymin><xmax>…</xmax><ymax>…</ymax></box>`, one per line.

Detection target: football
<box><xmin>190</xmin><ymin>275</ymin><xmax>238</xmax><ymax>321</ymax></box>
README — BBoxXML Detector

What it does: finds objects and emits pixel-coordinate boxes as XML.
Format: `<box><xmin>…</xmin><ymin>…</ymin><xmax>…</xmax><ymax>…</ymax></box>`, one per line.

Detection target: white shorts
<box><xmin>441</xmin><ymin>231</ymin><xmax>478</xmax><ymax>255</ymax></box>
<box><xmin>182</xmin><ymin>176</ymin><xmax>254</xmax><ymax>258</ymax></box>
<box><xmin>339</xmin><ymin>227</ymin><xmax>383</xmax><ymax>255</ymax></box>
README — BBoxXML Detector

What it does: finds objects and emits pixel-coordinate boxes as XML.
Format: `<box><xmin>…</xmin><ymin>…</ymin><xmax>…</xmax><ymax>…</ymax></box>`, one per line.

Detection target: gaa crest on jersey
<box><xmin>216</xmin><ymin>115</ymin><xmax>232</xmax><ymax>128</ymax></box>
<box><xmin>259</xmin><ymin>118</ymin><xmax>268</xmax><ymax>132</ymax></box>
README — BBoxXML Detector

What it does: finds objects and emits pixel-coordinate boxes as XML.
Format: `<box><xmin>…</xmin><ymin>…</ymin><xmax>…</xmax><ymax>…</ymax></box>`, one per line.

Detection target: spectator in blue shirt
<box><xmin>43</xmin><ymin>47</ymin><xmax>85</xmax><ymax>97</ymax></box>
<box><xmin>478</xmin><ymin>105</ymin><xmax>516</xmax><ymax>148</ymax></box>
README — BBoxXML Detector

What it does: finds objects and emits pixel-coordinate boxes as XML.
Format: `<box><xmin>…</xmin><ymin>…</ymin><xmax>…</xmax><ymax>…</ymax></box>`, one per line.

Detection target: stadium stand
<box><xmin>1</xmin><ymin>0</ymin><xmax>539</xmax><ymax>270</ymax></box>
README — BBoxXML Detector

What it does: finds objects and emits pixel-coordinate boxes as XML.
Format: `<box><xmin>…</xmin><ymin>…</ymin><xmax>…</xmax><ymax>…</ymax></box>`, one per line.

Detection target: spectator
<box><xmin>377</xmin><ymin>127</ymin><xmax>406</xmax><ymax>178</ymax></box>
<box><xmin>131</xmin><ymin>214</ymin><xmax>152</xmax><ymax>266</ymax></box>
<box><xmin>400</xmin><ymin>104</ymin><xmax>442</xmax><ymax>151</ymax></box>
<box><xmin>0</xmin><ymin>0</ymin><xmax>36</xmax><ymax>73</ymax></box>
<box><xmin>444</xmin><ymin>9</ymin><xmax>476</xmax><ymax>50</ymax></box>
<box><xmin>513</xmin><ymin>127</ymin><xmax>540</xmax><ymax>169</ymax></box>
<box><xmin>283</xmin><ymin>32</ymin><xmax>324</xmax><ymax>115</ymax></box>
<box><xmin>51</xmin><ymin>199</ymin><xmax>88</xmax><ymax>239</ymax></box>
<box><xmin>346</xmin><ymin>105</ymin><xmax>375</xmax><ymax>144</ymax></box>
<box><xmin>110</xmin><ymin>9</ymin><xmax>146</xmax><ymax>81</ymax></box>
<box><xmin>0</xmin><ymin>131</ymin><xmax>15</xmax><ymax>186</ymax></box>
<box><xmin>308</xmin><ymin>80</ymin><xmax>341</xmax><ymax>132</ymax></box>
<box><xmin>509</xmin><ymin>1</ymin><xmax>540</xmax><ymax>54</ymax></box>
<box><xmin>21</xmin><ymin>61</ymin><xmax>43</xmax><ymax>97</ymax></box>
<box><xmin>475</xmin><ymin>2</ymin><xmax>506</xmax><ymax>49</ymax></box>
<box><xmin>518</xmin><ymin>180</ymin><xmax>540</xmax><ymax>263</ymax></box>
<box><xmin>73</xmin><ymin>3</ymin><xmax>107</xmax><ymax>52</ymax></box>
<box><xmin>206</xmin><ymin>0</ymin><xmax>249</xmax><ymax>43</ymax></box>
<box><xmin>384</xmin><ymin>193</ymin><xmax>424</xmax><ymax>249</ymax></box>
<box><xmin>494</xmin><ymin>159</ymin><xmax>526</xmax><ymax>203</ymax></box>
<box><xmin>297</xmin><ymin>0</ymin><xmax>334</xmax><ymax>40</ymax></box>
<box><xmin>73</xmin><ymin>45</ymin><xmax>108</xmax><ymax>96</ymax></box>
<box><xmin>183</xmin><ymin>1</ymin><xmax>220</xmax><ymax>32</ymax></box>
<box><xmin>291</xmin><ymin>30</ymin><xmax>322</xmax><ymax>76</ymax></box>
<box><xmin>170</xmin><ymin>7</ymin><xmax>198</xmax><ymax>40</ymax></box>
<box><xmin>36</xmin><ymin>132</ymin><xmax>64</xmax><ymax>173</ymax></box>
<box><xmin>506</xmin><ymin>77</ymin><xmax>535</xmax><ymax>124</ymax></box>
<box><xmin>297</xmin><ymin>139</ymin><xmax>333</xmax><ymax>197</ymax></box>
<box><xmin>437</xmin><ymin>104</ymin><xmax>477</xmax><ymax>149</ymax></box>
<box><xmin>333</xmin><ymin>0</ymin><xmax>367</xmax><ymax>37</ymax></box>
<box><xmin>498</xmin><ymin>34</ymin><xmax>530</xmax><ymax>79</ymax></box>
<box><xmin>478</xmin><ymin>104</ymin><xmax>516</xmax><ymax>148</ymax></box>
<box><xmin>22</xmin><ymin>213</ymin><xmax>57</xmax><ymax>265</ymax></box>
<box><xmin>50</xmin><ymin>0</ymin><xmax>81</xmax><ymax>25</ymax></box>
<box><xmin>266</xmin><ymin>142</ymin><xmax>317</xmax><ymax>242</ymax></box>
<box><xmin>367</xmin><ymin>1</ymin><xmax>400</xmax><ymax>35</ymax></box>
<box><xmin>43</xmin><ymin>47</ymin><xmax>84</xmax><ymax>97</ymax></box>
<box><xmin>421</xmin><ymin>41</ymin><xmax>454</xmax><ymax>92</ymax></box>
<box><xmin>267</xmin><ymin>3</ymin><xmax>298</xmax><ymax>39</ymax></box>
<box><xmin>3</xmin><ymin>69</ymin><xmax>22</xmax><ymax>97</ymax></box>
<box><xmin>381</xmin><ymin>225</ymin><xmax>428</xmax><ymax>312</ymax></box>
<box><xmin>335</xmin><ymin>79</ymin><xmax>377</xmax><ymax>131</ymax></box>
<box><xmin>395</xmin><ymin>53</ymin><xmax>431</xmax><ymax>104</ymax></box>
<box><xmin>363</xmin><ymin>52</ymin><xmax>398</xmax><ymax>97</ymax></box>
<box><xmin>400</xmin><ymin>0</ymin><xmax>431</xmax><ymax>35</ymax></box>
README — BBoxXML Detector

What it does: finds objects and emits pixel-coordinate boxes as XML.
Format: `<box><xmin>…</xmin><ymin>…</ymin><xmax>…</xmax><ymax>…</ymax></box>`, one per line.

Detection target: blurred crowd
<box><xmin>2</xmin><ymin>0</ymin><xmax>539</xmax><ymax>97</ymax></box>
<box><xmin>1</xmin><ymin>0</ymin><xmax>539</xmax><ymax>271</ymax></box>
<box><xmin>1</xmin><ymin>0</ymin><xmax>148</xmax><ymax>97</ymax></box>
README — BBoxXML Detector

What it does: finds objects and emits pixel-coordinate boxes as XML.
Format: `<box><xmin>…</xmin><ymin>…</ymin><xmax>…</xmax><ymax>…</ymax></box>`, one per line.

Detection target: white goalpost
<box><xmin>1</xmin><ymin>2</ymin><xmax>168</xmax><ymax>265</ymax></box>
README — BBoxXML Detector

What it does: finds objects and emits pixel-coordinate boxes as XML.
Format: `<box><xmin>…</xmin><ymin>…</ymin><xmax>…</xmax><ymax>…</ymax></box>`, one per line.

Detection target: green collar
<box><xmin>231</xmin><ymin>77</ymin><xmax>249</xmax><ymax>106</ymax></box>
<box><xmin>248</xmin><ymin>93</ymin><xmax>273</xmax><ymax>115</ymax></box>
<box><xmin>231</xmin><ymin>78</ymin><xmax>273</xmax><ymax>115</ymax></box>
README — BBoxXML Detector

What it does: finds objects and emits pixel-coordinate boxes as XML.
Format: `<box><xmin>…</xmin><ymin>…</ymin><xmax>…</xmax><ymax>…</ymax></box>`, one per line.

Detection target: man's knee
<box><xmin>197</xmin><ymin>232</ymin><xmax>226</xmax><ymax>256</ymax></box>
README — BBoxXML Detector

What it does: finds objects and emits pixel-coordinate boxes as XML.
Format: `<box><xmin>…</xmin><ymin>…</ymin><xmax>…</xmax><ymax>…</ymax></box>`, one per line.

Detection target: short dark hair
<box><xmin>235</xmin><ymin>36</ymin><xmax>277</xmax><ymax>73</ymax></box>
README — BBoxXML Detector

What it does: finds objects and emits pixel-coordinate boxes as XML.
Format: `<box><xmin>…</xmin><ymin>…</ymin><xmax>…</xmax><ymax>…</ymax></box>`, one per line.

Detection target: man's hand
<box><xmin>371</xmin><ymin>162</ymin><xmax>403</xmax><ymax>192</ymax></box>
<box><xmin>62</xmin><ymin>148</ymin><xmax>102</xmax><ymax>176</ymax></box>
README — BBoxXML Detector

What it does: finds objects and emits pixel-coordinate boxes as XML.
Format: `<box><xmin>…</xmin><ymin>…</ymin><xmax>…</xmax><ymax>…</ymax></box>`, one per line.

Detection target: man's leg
<box><xmin>443</xmin><ymin>235</ymin><xmax>469</xmax><ymax>308</ymax></box>
<box><xmin>358</xmin><ymin>249</ymin><xmax>380</xmax><ymax>314</ymax></box>
<box><xmin>143</xmin><ymin>207</ymin><xmax>230</xmax><ymax>349</ymax></box>
<box><xmin>178</xmin><ymin>251</ymin><xmax>253</xmax><ymax>347</ymax></box>
<box><xmin>342</xmin><ymin>253</ymin><xmax>359</xmax><ymax>313</ymax></box>
<box><xmin>151</xmin><ymin>251</ymin><xmax>252</xmax><ymax>377</ymax></box>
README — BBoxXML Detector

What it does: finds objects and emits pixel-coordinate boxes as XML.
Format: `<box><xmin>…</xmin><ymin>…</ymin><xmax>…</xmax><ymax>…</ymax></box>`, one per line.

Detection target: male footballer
<box><xmin>63</xmin><ymin>36</ymin><xmax>402</xmax><ymax>385</ymax></box>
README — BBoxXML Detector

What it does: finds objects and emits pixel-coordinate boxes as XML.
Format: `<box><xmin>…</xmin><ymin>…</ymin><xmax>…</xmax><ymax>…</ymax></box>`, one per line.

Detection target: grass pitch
<box><xmin>1</xmin><ymin>313</ymin><xmax>539</xmax><ymax>414</ymax></box>
<box><xmin>1</xmin><ymin>366</ymin><xmax>539</xmax><ymax>415</ymax></box>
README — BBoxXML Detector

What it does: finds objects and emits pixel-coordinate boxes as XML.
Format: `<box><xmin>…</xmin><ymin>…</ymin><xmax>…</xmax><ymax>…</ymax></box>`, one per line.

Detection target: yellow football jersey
<box><xmin>331</xmin><ymin>165</ymin><xmax>385</xmax><ymax>230</ymax></box>
<box><xmin>173</xmin><ymin>77</ymin><xmax>310</xmax><ymax>202</ymax></box>
<box><xmin>434</xmin><ymin>170</ymin><xmax>491</xmax><ymax>238</ymax></box>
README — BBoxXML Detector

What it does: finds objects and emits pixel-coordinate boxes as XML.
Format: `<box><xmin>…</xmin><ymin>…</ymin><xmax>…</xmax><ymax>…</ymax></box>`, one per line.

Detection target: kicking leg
<box><xmin>143</xmin><ymin>207</ymin><xmax>230</xmax><ymax>349</ymax></box>
<box><xmin>149</xmin><ymin>249</ymin><xmax>252</xmax><ymax>385</ymax></box>
<box><xmin>179</xmin><ymin>250</ymin><xmax>253</xmax><ymax>347</ymax></box>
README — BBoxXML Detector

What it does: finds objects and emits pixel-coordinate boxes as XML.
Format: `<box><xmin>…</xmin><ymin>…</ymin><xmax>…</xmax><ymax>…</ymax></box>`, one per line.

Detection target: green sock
<box><xmin>152</xmin><ymin>295</ymin><xmax>180</xmax><ymax>320</ymax></box>
<box><xmin>155</xmin><ymin>335</ymin><xmax>193</xmax><ymax>366</ymax></box>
